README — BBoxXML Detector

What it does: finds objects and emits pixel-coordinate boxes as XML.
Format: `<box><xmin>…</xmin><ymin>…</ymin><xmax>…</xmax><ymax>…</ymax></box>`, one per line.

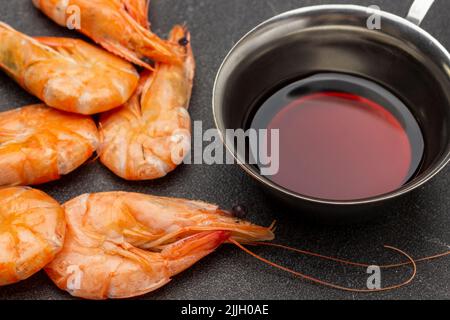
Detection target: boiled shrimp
<box><xmin>33</xmin><ymin>0</ymin><xmax>181</xmax><ymax>69</ymax></box>
<box><xmin>0</xmin><ymin>187</ymin><xmax>65</xmax><ymax>286</ymax></box>
<box><xmin>99</xmin><ymin>25</ymin><xmax>194</xmax><ymax>180</ymax></box>
<box><xmin>0</xmin><ymin>104</ymin><xmax>99</xmax><ymax>187</ymax></box>
<box><xmin>0</xmin><ymin>22</ymin><xmax>139</xmax><ymax>115</ymax></box>
<box><xmin>45</xmin><ymin>192</ymin><xmax>275</xmax><ymax>299</ymax></box>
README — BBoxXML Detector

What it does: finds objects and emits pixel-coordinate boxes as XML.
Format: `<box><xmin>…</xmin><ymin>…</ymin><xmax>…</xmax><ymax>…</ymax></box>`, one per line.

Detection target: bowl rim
<box><xmin>212</xmin><ymin>4</ymin><xmax>450</xmax><ymax>206</ymax></box>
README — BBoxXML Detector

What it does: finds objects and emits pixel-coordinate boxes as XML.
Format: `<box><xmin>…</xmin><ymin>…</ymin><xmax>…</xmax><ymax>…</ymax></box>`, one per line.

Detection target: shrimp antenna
<box><xmin>230</xmin><ymin>239</ymin><xmax>417</xmax><ymax>293</ymax></box>
<box><xmin>381</xmin><ymin>250</ymin><xmax>450</xmax><ymax>268</ymax></box>
<box><xmin>248</xmin><ymin>242</ymin><xmax>450</xmax><ymax>269</ymax></box>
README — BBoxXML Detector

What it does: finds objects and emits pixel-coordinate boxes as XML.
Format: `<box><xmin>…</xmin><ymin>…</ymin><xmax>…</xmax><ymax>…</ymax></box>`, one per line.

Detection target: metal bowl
<box><xmin>212</xmin><ymin>2</ymin><xmax>450</xmax><ymax>221</ymax></box>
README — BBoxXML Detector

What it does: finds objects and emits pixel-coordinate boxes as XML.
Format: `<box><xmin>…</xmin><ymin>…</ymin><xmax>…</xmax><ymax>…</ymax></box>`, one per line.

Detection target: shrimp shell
<box><xmin>0</xmin><ymin>187</ymin><xmax>65</xmax><ymax>286</ymax></box>
<box><xmin>33</xmin><ymin>0</ymin><xmax>181</xmax><ymax>69</ymax></box>
<box><xmin>0</xmin><ymin>22</ymin><xmax>139</xmax><ymax>115</ymax></box>
<box><xmin>45</xmin><ymin>192</ymin><xmax>274</xmax><ymax>299</ymax></box>
<box><xmin>99</xmin><ymin>25</ymin><xmax>195</xmax><ymax>180</ymax></box>
<box><xmin>0</xmin><ymin>104</ymin><xmax>99</xmax><ymax>187</ymax></box>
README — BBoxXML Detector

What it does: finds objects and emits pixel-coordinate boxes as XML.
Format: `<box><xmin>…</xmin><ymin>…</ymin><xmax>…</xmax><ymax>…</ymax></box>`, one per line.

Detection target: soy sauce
<box><xmin>250</xmin><ymin>73</ymin><xmax>424</xmax><ymax>201</ymax></box>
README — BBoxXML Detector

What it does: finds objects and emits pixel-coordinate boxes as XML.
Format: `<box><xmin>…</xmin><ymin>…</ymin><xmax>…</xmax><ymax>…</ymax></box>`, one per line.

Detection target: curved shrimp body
<box><xmin>45</xmin><ymin>192</ymin><xmax>274</xmax><ymax>299</ymax></box>
<box><xmin>99</xmin><ymin>26</ymin><xmax>195</xmax><ymax>180</ymax></box>
<box><xmin>0</xmin><ymin>22</ymin><xmax>139</xmax><ymax>115</ymax></box>
<box><xmin>0</xmin><ymin>187</ymin><xmax>65</xmax><ymax>286</ymax></box>
<box><xmin>33</xmin><ymin>0</ymin><xmax>180</xmax><ymax>69</ymax></box>
<box><xmin>0</xmin><ymin>105</ymin><xmax>99</xmax><ymax>187</ymax></box>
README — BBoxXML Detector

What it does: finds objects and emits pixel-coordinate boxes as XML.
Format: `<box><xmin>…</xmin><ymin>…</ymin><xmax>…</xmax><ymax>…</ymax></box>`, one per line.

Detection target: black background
<box><xmin>0</xmin><ymin>0</ymin><xmax>449</xmax><ymax>300</ymax></box>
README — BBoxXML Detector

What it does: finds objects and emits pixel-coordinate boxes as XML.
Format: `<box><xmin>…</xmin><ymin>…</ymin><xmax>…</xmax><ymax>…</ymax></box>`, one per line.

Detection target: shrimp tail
<box><xmin>162</xmin><ymin>231</ymin><xmax>231</xmax><ymax>276</ymax></box>
<box><xmin>33</xmin><ymin>0</ymin><xmax>179</xmax><ymax>68</ymax></box>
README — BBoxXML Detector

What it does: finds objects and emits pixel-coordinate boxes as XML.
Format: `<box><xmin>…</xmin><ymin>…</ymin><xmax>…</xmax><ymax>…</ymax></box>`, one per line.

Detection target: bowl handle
<box><xmin>406</xmin><ymin>0</ymin><xmax>435</xmax><ymax>26</ymax></box>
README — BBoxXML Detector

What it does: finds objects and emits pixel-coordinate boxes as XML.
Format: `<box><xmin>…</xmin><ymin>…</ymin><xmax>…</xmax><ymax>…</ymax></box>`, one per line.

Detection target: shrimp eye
<box><xmin>178</xmin><ymin>37</ymin><xmax>189</xmax><ymax>47</ymax></box>
<box><xmin>231</xmin><ymin>205</ymin><xmax>248</xmax><ymax>219</ymax></box>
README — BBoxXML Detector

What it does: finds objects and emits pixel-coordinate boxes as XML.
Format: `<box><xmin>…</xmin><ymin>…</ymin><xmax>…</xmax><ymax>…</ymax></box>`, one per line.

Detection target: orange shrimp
<box><xmin>45</xmin><ymin>192</ymin><xmax>274</xmax><ymax>299</ymax></box>
<box><xmin>0</xmin><ymin>105</ymin><xmax>99</xmax><ymax>187</ymax></box>
<box><xmin>33</xmin><ymin>0</ymin><xmax>181</xmax><ymax>69</ymax></box>
<box><xmin>0</xmin><ymin>22</ymin><xmax>139</xmax><ymax>115</ymax></box>
<box><xmin>0</xmin><ymin>187</ymin><xmax>65</xmax><ymax>286</ymax></box>
<box><xmin>99</xmin><ymin>25</ymin><xmax>195</xmax><ymax>180</ymax></box>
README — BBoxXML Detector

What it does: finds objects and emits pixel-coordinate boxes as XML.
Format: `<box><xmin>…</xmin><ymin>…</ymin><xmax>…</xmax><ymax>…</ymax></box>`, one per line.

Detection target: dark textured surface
<box><xmin>0</xmin><ymin>0</ymin><xmax>449</xmax><ymax>300</ymax></box>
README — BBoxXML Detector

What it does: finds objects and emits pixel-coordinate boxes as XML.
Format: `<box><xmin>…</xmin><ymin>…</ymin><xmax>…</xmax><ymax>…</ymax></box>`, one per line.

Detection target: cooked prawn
<box><xmin>33</xmin><ymin>0</ymin><xmax>181</xmax><ymax>69</ymax></box>
<box><xmin>45</xmin><ymin>192</ymin><xmax>274</xmax><ymax>299</ymax></box>
<box><xmin>0</xmin><ymin>187</ymin><xmax>65</xmax><ymax>286</ymax></box>
<box><xmin>0</xmin><ymin>22</ymin><xmax>139</xmax><ymax>115</ymax></box>
<box><xmin>99</xmin><ymin>25</ymin><xmax>194</xmax><ymax>180</ymax></box>
<box><xmin>0</xmin><ymin>104</ymin><xmax>99</xmax><ymax>187</ymax></box>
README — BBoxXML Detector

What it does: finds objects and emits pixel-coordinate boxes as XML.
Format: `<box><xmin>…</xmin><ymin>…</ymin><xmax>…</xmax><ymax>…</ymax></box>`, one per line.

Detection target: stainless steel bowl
<box><xmin>213</xmin><ymin>1</ymin><xmax>450</xmax><ymax>221</ymax></box>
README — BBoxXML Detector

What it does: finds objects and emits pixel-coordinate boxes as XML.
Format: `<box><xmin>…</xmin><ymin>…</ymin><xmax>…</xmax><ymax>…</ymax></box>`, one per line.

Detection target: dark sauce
<box><xmin>250</xmin><ymin>73</ymin><xmax>424</xmax><ymax>201</ymax></box>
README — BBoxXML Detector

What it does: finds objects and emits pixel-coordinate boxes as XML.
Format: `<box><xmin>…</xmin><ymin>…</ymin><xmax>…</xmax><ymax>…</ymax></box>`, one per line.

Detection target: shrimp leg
<box><xmin>47</xmin><ymin>231</ymin><xmax>229</xmax><ymax>299</ymax></box>
<box><xmin>123</xmin><ymin>0</ymin><xmax>151</xmax><ymax>28</ymax></box>
<box><xmin>33</xmin><ymin>0</ymin><xmax>181</xmax><ymax>69</ymax></box>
